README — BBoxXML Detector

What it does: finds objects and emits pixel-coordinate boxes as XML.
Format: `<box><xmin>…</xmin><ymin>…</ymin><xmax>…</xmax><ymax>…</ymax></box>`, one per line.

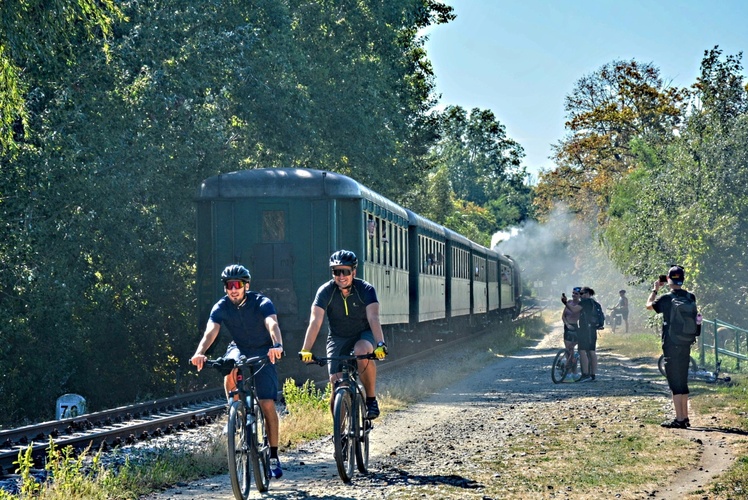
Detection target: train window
<box><xmin>262</xmin><ymin>211</ymin><xmax>285</xmax><ymax>241</ymax></box>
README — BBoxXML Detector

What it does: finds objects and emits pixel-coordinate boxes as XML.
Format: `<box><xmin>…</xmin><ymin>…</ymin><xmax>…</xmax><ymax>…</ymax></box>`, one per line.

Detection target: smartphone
<box><xmin>658</xmin><ymin>274</ymin><xmax>667</xmax><ymax>284</ymax></box>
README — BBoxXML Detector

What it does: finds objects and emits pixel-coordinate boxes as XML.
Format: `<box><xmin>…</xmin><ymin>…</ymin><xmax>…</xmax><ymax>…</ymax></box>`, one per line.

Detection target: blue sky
<box><xmin>423</xmin><ymin>0</ymin><xmax>748</xmax><ymax>179</ymax></box>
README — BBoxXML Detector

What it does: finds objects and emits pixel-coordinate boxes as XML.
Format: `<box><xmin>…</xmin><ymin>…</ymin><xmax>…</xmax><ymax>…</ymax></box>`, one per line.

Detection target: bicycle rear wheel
<box><xmin>658</xmin><ymin>354</ymin><xmax>699</xmax><ymax>377</ymax></box>
<box><xmin>333</xmin><ymin>389</ymin><xmax>355</xmax><ymax>482</ymax></box>
<box><xmin>249</xmin><ymin>401</ymin><xmax>270</xmax><ymax>493</ymax></box>
<box><xmin>354</xmin><ymin>391</ymin><xmax>369</xmax><ymax>473</ymax></box>
<box><xmin>227</xmin><ymin>401</ymin><xmax>251</xmax><ymax>500</ymax></box>
<box><xmin>551</xmin><ymin>349</ymin><xmax>568</xmax><ymax>384</ymax></box>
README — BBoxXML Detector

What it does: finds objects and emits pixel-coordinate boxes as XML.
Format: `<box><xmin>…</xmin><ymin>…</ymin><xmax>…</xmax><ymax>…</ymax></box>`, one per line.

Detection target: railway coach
<box><xmin>195</xmin><ymin>168</ymin><xmax>521</xmax><ymax>377</ymax></box>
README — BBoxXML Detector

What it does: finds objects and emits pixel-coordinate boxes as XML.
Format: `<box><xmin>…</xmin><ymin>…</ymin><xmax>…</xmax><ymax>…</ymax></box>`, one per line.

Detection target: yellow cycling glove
<box><xmin>374</xmin><ymin>342</ymin><xmax>388</xmax><ymax>360</ymax></box>
<box><xmin>299</xmin><ymin>349</ymin><xmax>313</xmax><ymax>363</ymax></box>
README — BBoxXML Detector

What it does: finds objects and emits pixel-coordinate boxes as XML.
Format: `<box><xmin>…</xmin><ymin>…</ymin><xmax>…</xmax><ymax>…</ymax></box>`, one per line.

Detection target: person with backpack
<box><xmin>564</xmin><ymin>286</ymin><xmax>603</xmax><ymax>382</ymax></box>
<box><xmin>646</xmin><ymin>265</ymin><xmax>701</xmax><ymax>429</ymax></box>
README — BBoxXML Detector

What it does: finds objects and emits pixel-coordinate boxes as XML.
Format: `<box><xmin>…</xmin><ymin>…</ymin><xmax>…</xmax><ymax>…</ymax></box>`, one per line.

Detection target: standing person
<box><xmin>299</xmin><ymin>250</ymin><xmax>388</xmax><ymax>419</ymax></box>
<box><xmin>190</xmin><ymin>264</ymin><xmax>285</xmax><ymax>478</ymax></box>
<box><xmin>566</xmin><ymin>286</ymin><xmax>599</xmax><ymax>382</ymax></box>
<box><xmin>646</xmin><ymin>265</ymin><xmax>699</xmax><ymax>429</ymax></box>
<box><xmin>560</xmin><ymin>287</ymin><xmax>582</xmax><ymax>371</ymax></box>
<box><xmin>614</xmin><ymin>289</ymin><xmax>630</xmax><ymax>333</ymax></box>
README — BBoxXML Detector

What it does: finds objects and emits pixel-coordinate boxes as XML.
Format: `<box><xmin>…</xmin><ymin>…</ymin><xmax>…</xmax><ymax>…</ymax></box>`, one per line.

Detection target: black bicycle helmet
<box><xmin>221</xmin><ymin>264</ymin><xmax>251</xmax><ymax>283</ymax></box>
<box><xmin>329</xmin><ymin>250</ymin><xmax>358</xmax><ymax>269</ymax></box>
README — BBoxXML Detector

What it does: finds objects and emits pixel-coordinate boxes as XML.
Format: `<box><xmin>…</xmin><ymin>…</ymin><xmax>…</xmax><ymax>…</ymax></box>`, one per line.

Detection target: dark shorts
<box><xmin>224</xmin><ymin>343</ymin><xmax>279</xmax><ymax>401</ymax></box>
<box><xmin>619</xmin><ymin>309</ymin><xmax>629</xmax><ymax>320</ymax></box>
<box><xmin>325</xmin><ymin>330</ymin><xmax>375</xmax><ymax>377</ymax></box>
<box><xmin>663</xmin><ymin>343</ymin><xmax>690</xmax><ymax>395</ymax></box>
<box><xmin>577</xmin><ymin>329</ymin><xmax>597</xmax><ymax>351</ymax></box>
<box><xmin>563</xmin><ymin>325</ymin><xmax>578</xmax><ymax>343</ymax></box>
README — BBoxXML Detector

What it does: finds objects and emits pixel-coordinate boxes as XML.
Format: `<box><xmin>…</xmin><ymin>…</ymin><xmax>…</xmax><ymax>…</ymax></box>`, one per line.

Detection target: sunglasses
<box><xmin>225</xmin><ymin>280</ymin><xmax>245</xmax><ymax>290</ymax></box>
<box><xmin>332</xmin><ymin>268</ymin><xmax>353</xmax><ymax>277</ymax></box>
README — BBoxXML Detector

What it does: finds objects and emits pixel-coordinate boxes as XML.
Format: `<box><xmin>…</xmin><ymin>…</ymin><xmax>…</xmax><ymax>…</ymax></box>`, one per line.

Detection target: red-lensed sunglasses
<box><xmin>332</xmin><ymin>268</ymin><xmax>352</xmax><ymax>277</ymax></box>
<box><xmin>225</xmin><ymin>280</ymin><xmax>245</xmax><ymax>290</ymax></box>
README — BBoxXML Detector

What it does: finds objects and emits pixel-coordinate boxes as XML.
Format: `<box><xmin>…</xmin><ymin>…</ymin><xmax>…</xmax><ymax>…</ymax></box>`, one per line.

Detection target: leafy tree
<box><xmin>0</xmin><ymin>0</ymin><xmax>122</xmax><ymax>154</ymax></box>
<box><xmin>605</xmin><ymin>48</ymin><xmax>748</xmax><ymax>325</ymax></box>
<box><xmin>0</xmin><ymin>0</ymin><xmax>455</xmax><ymax>425</ymax></box>
<box><xmin>422</xmin><ymin>106</ymin><xmax>530</xmax><ymax>235</ymax></box>
<box><xmin>535</xmin><ymin>60</ymin><xmax>687</xmax><ymax>220</ymax></box>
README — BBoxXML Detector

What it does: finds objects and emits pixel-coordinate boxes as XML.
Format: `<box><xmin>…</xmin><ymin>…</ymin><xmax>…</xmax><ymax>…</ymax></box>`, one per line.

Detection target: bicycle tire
<box><xmin>227</xmin><ymin>401</ymin><xmax>251</xmax><ymax>500</ymax></box>
<box><xmin>658</xmin><ymin>354</ymin><xmax>699</xmax><ymax>377</ymax></box>
<box><xmin>333</xmin><ymin>389</ymin><xmax>355</xmax><ymax>482</ymax></box>
<box><xmin>567</xmin><ymin>352</ymin><xmax>581</xmax><ymax>382</ymax></box>
<box><xmin>249</xmin><ymin>401</ymin><xmax>270</xmax><ymax>493</ymax></box>
<box><xmin>354</xmin><ymin>389</ymin><xmax>369</xmax><ymax>473</ymax></box>
<box><xmin>551</xmin><ymin>349</ymin><xmax>568</xmax><ymax>384</ymax></box>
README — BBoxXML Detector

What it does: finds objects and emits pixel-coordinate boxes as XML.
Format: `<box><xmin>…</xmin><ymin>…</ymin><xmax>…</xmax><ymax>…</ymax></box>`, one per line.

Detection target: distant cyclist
<box><xmin>190</xmin><ymin>264</ymin><xmax>285</xmax><ymax>478</ymax></box>
<box><xmin>611</xmin><ymin>289</ymin><xmax>629</xmax><ymax>333</ymax></box>
<box><xmin>299</xmin><ymin>250</ymin><xmax>388</xmax><ymax>419</ymax></box>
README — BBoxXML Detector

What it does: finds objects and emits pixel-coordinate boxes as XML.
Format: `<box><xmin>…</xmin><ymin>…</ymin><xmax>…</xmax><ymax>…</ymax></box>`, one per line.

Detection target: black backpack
<box><xmin>581</xmin><ymin>300</ymin><xmax>605</xmax><ymax>330</ymax></box>
<box><xmin>593</xmin><ymin>301</ymin><xmax>605</xmax><ymax>330</ymax></box>
<box><xmin>668</xmin><ymin>292</ymin><xmax>699</xmax><ymax>345</ymax></box>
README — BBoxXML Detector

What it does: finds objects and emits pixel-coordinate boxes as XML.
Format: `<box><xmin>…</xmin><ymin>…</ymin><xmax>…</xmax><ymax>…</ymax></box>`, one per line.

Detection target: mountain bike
<box><xmin>308</xmin><ymin>353</ymin><xmax>377</xmax><ymax>482</ymax></box>
<box><xmin>206</xmin><ymin>355</ymin><xmax>271</xmax><ymax>499</ymax></box>
<box><xmin>607</xmin><ymin>307</ymin><xmax>624</xmax><ymax>333</ymax></box>
<box><xmin>657</xmin><ymin>353</ymin><xmax>698</xmax><ymax>378</ymax></box>
<box><xmin>551</xmin><ymin>347</ymin><xmax>581</xmax><ymax>383</ymax></box>
<box><xmin>658</xmin><ymin>355</ymin><xmax>732</xmax><ymax>383</ymax></box>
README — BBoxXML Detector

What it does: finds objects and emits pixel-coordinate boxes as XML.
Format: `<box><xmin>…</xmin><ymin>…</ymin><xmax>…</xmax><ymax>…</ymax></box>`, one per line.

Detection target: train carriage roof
<box><xmin>197</xmin><ymin>168</ymin><xmax>407</xmax><ymax>218</ymax></box>
<box><xmin>404</xmin><ymin>209</ymin><xmax>446</xmax><ymax>238</ymax></box>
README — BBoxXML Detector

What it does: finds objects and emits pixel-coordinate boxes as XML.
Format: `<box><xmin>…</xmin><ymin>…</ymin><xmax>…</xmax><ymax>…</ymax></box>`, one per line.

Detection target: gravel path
<box><xmin>143</xmin><ymin>323</ymin><xmax>736</xmax><ymax>500</ymax></box>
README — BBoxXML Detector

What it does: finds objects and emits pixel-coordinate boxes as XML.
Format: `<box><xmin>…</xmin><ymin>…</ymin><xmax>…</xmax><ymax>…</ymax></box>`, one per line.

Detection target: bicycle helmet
<box><xmin>221</xmin><ymin>264</ymin><xmax>251</xmax><ymax>283</ymax></box>
<box><xmin>329</xmin><ymin>250</ymin><xmax>358</xmax><ymax>269</ymax></box>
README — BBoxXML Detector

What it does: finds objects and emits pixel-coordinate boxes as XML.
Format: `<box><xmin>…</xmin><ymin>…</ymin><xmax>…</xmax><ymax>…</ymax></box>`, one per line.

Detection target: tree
<box><xmin>0</xmin><ymin>0</ymin><xmax>456</xmax><ymax>425</ymax></box>
<box><xmin>422</xmin><ymin>106</ymin><xmax>530</xmax><ymax>236</ymax></box>
<box><xmin>604</xmin><ymin>48</ymin><xmax>748</xmax><ymax>325</ymax></box>
<box><xmin>535</xmin><ymin>60</ymin><xmax>687</xmax><ymax>220</ymax></box>
<box><xmin>0</xmin><ymin>0</ymin><xmax>122</xmax><ymax>154</ymax></box>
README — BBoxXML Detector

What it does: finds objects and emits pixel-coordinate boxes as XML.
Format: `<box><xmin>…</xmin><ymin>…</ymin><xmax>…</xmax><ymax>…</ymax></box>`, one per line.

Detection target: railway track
<box><xmin>0</xmin><ymin>313</ymin><xmax>541</xmax><ymax>478</ymax></box>
<box><xmin>0</xmin><ymin>389</ymin><xmax>226</xmax><ymax>476</ymax></box>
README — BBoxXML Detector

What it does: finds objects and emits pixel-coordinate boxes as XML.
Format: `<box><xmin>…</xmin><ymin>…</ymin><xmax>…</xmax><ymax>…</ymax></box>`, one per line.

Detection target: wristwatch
<box><xmin>272</xmin><ymin>343</ymin><xmax>283</xmax><ymax>349</ymax></box>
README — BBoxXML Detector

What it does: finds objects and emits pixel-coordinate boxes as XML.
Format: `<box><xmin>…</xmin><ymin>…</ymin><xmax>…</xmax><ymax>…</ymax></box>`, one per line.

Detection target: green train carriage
<box><xmin>195</xmin><ymin>168</ymin><xmax>409</xmax><ymax>365</ymax></box>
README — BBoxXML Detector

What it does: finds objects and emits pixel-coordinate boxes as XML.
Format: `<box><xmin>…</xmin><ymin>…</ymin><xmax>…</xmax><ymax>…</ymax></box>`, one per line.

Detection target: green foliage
<box><xmin>0</xmin><ymin>0</ymin><xmax>457</xmax><ymax>426</ymax></box>
<box><xmin>283</xmin><ymin>378</ymin><xmax>331</xmax><ymax>414</ymax></box>
<box><xmin>604</xmin><ymin>48</ymin><xmax>748</xmax><ymax>325</ymax></box>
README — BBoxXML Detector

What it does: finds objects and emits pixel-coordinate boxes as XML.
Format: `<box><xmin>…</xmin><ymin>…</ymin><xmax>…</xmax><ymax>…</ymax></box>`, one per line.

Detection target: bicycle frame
<box><xmin>207</xmin><ymin>355</ymin><xmax>271</xmax><ymax>499</ymax></box>
<box><xmin>308</xmin><ymin>353</ymin><xmax>376</xmax><ymax>482</ymax></box>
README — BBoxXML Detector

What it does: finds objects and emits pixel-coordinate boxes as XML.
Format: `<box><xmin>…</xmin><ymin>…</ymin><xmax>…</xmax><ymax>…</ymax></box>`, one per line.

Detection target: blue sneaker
<box><xmin>366</xmin><ymin>399</ymin><xmax>380</xmax><ymax>419</ymax></box>
<box><xmin>269</xmin><ymin>457</ymin><xmax>283</xmax><ymax>479</ymax></box>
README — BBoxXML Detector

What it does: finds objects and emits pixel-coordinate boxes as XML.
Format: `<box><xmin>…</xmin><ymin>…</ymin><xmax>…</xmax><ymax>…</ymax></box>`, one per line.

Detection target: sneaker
<box><xmin>590</xmin><ymin>374</ymin><xmax>596</xmax><ymax>381</ymax></box>
<box><xmin>576</xmin><ymin>374</ymin><xmax>592</xmax><ymax>383</ymax></box>
<box><xmin>366</xmin><ymin>398</ymin><xmax>380</xmax><ymax>419</ymax></box>
<box><xmin>269</xmin><ymin>457</ymin><xmax>283</xmax><ymax>479</ymax></box>
<box><xmin>684</xmin><ymin>418</ymin><xmax>691</xmax><ymax>428</ymax></box>
<box><xmin>660</xmin><ymin>419</ymin><xmax>688</xmax><ymax>429</ymax></box>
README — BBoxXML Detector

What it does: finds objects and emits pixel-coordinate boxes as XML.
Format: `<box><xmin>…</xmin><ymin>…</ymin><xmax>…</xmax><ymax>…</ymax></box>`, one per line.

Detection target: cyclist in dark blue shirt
<box><xmin>190</xmin><ymin>264</ymin><xmax>285</xmax><ymax>478</ymax></box>
<box><xmin>299</xmin><ymin>250</ymin><xmax>388</xmax><ymax>419</ymax></box>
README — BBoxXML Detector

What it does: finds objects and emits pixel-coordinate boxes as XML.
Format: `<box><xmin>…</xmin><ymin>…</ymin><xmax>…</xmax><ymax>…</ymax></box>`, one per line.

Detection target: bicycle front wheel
<box><xmin>551</xmin><ymin>349</ymin><xmax>568</xmax><ymax>384</ymax></box>
<box><xmin>354</xmin><ymin>391</ymin><xmax>369</xmax><ymax>473</ymax></box>
<box><xmin>227</xmin><ymin>401</ymin><xmax>251</xmax><ymax>500</ymax></box>
<box><xmin>249</xmin><ymin>401</ymin><xmax>270</xmax><ymax>493</ymax></box>
<box><xmin>333</xmin><ymin>389</ymin><xmax>355</xmax><ymax>482</ymax></box>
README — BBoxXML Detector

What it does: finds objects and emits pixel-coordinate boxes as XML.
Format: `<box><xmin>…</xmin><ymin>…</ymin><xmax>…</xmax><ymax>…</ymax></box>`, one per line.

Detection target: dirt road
<box><xmin>143</xmin><ymin>324</ymin><xmax>736</xmax><ymax>499</ymax></box>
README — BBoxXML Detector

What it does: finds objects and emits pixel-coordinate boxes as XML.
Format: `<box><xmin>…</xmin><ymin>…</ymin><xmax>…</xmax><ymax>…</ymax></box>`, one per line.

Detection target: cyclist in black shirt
<box><xmin>299</xmin><ymin>250</ymin><xmax>388</xmax><ymax>419</ymax></box>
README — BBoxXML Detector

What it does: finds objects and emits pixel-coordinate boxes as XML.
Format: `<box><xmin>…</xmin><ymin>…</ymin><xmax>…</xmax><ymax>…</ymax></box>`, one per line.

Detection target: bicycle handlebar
<box><xmin>205</xmin><ymin>354</ymin><xmax>270</xmax><ymax>371</ymax></box>
<box><xmin>306</xmin><ymin>353</ymin><xmax>377</xmax><ymax>367</ymax></box>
